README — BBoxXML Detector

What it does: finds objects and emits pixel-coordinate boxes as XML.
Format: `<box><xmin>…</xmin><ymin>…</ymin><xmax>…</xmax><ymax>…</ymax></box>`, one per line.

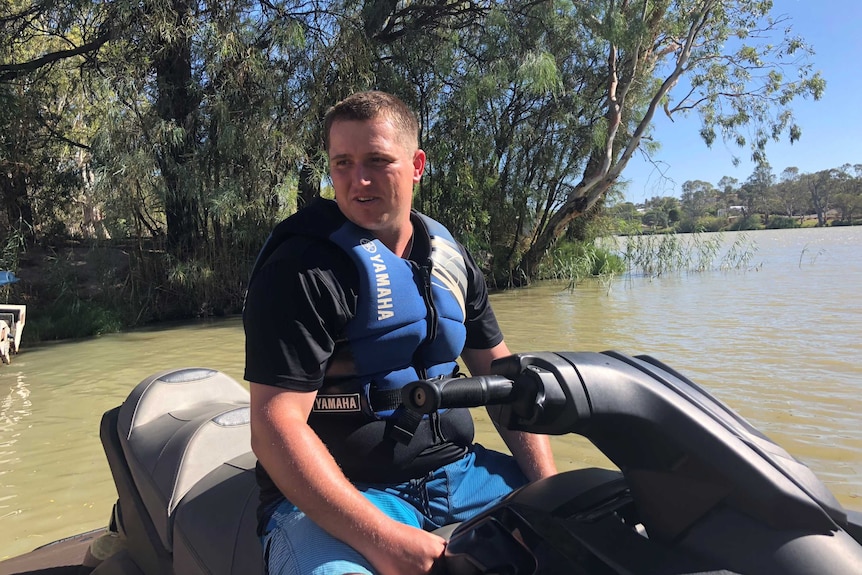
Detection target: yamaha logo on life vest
<box><xmin>358</xmin><ymin>238</ymin><xmax>394</xmax><ymax>321</ymax></box>
<box><xmin>313</xmin><ymin>393</ymin><xmax>362</xmax><ymax>412</ymax></box>
<box><xmin>360</xmin><ymin>238</ymin><xmax>377</xmax><ymax>253</ymax></box>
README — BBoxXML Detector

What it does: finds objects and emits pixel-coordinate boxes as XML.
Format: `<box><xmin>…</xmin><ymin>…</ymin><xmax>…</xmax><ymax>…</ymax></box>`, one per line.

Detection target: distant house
<box><xmin>717</xmin><ymin>206</ymin><xmax>745</xmax><ymax>218</ymax></box>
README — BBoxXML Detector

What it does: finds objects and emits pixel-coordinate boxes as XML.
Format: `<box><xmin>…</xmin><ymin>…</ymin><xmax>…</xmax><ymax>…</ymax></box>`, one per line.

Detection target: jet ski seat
<box><xmin>105</xmin><ymin>367</ymin><xmax>264</xmax><ymax>575</ymax></box>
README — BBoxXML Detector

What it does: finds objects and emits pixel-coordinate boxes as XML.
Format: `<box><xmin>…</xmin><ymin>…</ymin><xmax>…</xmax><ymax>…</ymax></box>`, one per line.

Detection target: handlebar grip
<box><xmin>402</xmin><ymin>375</ymin><xmax>514</xmax><ymax>414</ymax></box>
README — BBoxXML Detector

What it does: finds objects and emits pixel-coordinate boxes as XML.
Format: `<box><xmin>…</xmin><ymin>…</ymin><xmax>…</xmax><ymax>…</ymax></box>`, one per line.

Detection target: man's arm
<box><xmin>460</xmin><ymin>342</ymin><xmax>558</xmax><ymax>481</ymax></box>
<box><xmin>249</xmin><ymin>382</ymin><xmax>446</xmax><ymax>575</ymax></box>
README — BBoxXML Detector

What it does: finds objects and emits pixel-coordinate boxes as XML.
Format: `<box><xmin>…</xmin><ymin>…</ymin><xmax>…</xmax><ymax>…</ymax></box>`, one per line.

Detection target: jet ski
<box><xmin>3</xmin><ymin>351</ymin><xmax>861</xmax><ymax>574</ymax></box>
<box><xmin>404</xmin><ymin>351</ymin><xmax>862</xmax><ymax>574</ymax></box>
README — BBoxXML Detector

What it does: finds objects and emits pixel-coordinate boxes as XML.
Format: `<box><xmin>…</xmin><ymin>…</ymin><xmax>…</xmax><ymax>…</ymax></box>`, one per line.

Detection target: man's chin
<box><xmin>345</xmin><ymin>212</ymin><xmax>387</xmax><ymax>232</ymax></box>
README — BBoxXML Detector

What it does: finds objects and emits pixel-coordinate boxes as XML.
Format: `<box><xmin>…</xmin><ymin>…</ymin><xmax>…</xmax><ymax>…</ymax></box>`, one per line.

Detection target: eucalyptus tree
<box><xmin>803</xmin><ymin>169</ymin><xmax>834</xmax><ymax>226</ymax></box>
<box><xmin>421</xmin><ymin>2</ymin><xmax>602</xmax><ymax>284</ymax></box>
<box><xmin>739</xmin><ymin>162</ymin><xmax>774</xmax><ymax>220</ymax></box>
<box><xmin>0</xmin><ymin>72</ymin><xmax>40</xmax><ymax>244</ymax></box>
<box><xmin>0</xmin><ymin>0</ymin><xmax>115</xmax><ymax>246</ymax></box>
<box><xmin>679</xmin><ymin>180</ymin><xmax>717</xmax><ymax>219</ymax></box>
<box><xmin>774</xmin><ymin>166</ymin><xmax>807</xmax><ymax>218</ymax></box>
<box><xmin>716</xmin><ymin>175</ymin><xmax>741</xmax><ymax>211</ymax></box>
<box><xmin>508</xmin><ymin>0</ymin><xmax>824</xmax><ymax>281</ymax></box>
<box><xmin>830</xmin><ymin>164</ymin><xmax>862</xmax><ymax>225</ymax></box>
<box><xmin>78</xmin><ymin>0</ymin><xmax>353</xmax><ymax>317</ymax></box>
<box><xmin>640</xmin><ymin>195</ymin><xmax>681</xmax><ymax>229</ymax></box>
<box><xmin>90</xmin><ymin>0</ymin><xmax>309</xmax><ymax>258</ymax></box>
<box><xmin>608</xmin><ymin>201</ymin><xmax>642</xmax><ymax>229</ymax></box>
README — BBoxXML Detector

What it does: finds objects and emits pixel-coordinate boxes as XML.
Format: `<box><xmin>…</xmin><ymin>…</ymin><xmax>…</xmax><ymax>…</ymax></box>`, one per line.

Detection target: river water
<box><xmin>1</xmin><ymin>227</ymin><xmax>860</xmax><ymax>560</ymax></box>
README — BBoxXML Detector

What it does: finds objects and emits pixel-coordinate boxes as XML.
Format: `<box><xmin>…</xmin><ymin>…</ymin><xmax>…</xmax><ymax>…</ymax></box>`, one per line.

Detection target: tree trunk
<box><xmin>516</xmin><ymin>175</ymin><xmax>612</xmax><ymax>283</ymax></box>
<box><xmin>0</xmin><ymin>168</ymin><xmax>35</xmax><ymax>243</ymax></box>
<box><xmin>807</xmin><ymin>176</ymin><xmax>826</xmax><ymax>227</ymax></box>
<box><xmin>154</xmin><ymin>0</ymin><xmax>200</xmax><ymax>257</ymax></box>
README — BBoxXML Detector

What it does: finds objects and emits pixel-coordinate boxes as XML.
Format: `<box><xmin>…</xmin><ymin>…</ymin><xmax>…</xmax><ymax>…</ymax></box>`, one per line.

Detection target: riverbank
<box><xmin>4</xmin><ymin>241</ymin><xmax>244</xmax><ymax>344</ymax></box>
<box><xmin>2</xmin><ymin>244</ymin><xmax>131</xmax><ymax>344</ymax></box>
<box><xmin>4</xmin><ymin>222</ymin><xmax>859</xmax><ymax>345</ymax></box>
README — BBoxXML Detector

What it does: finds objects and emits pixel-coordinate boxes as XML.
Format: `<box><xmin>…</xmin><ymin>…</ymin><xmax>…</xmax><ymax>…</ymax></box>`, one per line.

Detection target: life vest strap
<box><xmin>369</xmin><ymin>388</ymin><xmax>404</xmax><ymax>413</ymax></box>
<box><xmin>387</xmin><ymin>406</ymin><xmax>424</xmax><ymax>445</ymax></box>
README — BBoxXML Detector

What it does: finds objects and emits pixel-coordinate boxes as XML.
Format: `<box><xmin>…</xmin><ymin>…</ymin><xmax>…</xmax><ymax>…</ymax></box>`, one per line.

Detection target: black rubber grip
<box><xmin>402</xmin><ymin>376</ymin><xmax>514</xmax><ymax>414</ymax></box>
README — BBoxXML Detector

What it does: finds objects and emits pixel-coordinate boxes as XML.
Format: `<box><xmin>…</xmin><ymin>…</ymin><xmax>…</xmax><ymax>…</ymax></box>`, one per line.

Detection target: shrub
<box><xmin>539</xmin><ymin>240</ymin><xmax>625</xmax><ymax>284</ymax></box>
<box><xmin>765</xmin><ymin>216</ymin><xmax>799</xmax><ymax>229</ymax></box>
<box><xmin>27</xmin><ymin>296</ymin><xmax>124</xmax><ymax>341</ymax></box>
<box><xmin>676</xmin><ymin>216</ymin><xmax>726</xmax><ymax>233</ymax></box>
<box><xmin>728</xmin><ymin>214</ymin><xmax>763</xmax><ymax>231</ymax></box>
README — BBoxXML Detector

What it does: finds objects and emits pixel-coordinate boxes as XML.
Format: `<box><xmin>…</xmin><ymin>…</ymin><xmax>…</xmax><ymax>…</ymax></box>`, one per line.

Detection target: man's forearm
<box><xmin>252</xmin><ymin>416</ymin><xmax>394</xmax><ymax>550</ymax></box>
<box><xmin>462</xmin><ymin>343</ymin><xmax>558</xmax><ymax>481</ymax></box>
<box><xmin>251</xmin><ymin>406</ymin><xmax>446</xmax><ymax>575</ymax></box>
<box><xmin>495</xmin><ymin>423</ymin><xmax>558</xmax><ymax>482</ymax></box>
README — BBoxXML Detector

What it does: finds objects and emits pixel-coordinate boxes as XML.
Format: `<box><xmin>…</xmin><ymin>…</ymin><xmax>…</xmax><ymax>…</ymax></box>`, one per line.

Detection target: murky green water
<box><xmin>1</xmin><ymin>227</ymin><xmax>860</xmax><ymax>560</ymax></box>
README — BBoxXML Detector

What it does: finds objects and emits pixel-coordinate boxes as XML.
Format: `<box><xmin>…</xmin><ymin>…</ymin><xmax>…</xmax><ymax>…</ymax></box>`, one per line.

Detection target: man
<box><xmin>244</xmin><ymin>90</ymin><xmax>556</xmax><ymax>575</ymax></box>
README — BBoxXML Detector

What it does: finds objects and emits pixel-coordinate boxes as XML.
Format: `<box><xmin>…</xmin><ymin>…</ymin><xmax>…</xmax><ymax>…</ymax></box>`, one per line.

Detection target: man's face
<box><xmin>328</xmin><ymin>118</ymin><xmax>425</xmax><ymax>245</ymax></box>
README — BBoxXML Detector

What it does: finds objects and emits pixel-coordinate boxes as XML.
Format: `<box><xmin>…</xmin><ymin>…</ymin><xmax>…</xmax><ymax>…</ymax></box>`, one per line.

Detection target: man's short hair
<box><xmin>323</xmin><ymin>91</ymin><xmax>419</xmax><ymax>152</ymax></box>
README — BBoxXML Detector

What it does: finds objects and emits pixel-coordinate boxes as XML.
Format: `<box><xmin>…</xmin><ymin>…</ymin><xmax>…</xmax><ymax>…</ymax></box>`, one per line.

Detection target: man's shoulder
<box><xmin>267</xmin><ymin>233</ymin><xmax>334</xmax><ymax>259</ymax></box>
<box><xmin>262</xmin><ymin>199</ymin><xmax>346</xmax><ymax>263</ymax></box>
<box><xmin>263</xmin><ymin>233</ymin><xmax>350</xmax><ymax>276</ymax></box>
<box><xmin>410</xmin><ymin>210</ymin><xmax>469</xmax><ymax>256</ymax></box>
<box><xmin>276</xmin><ymin>197</ymin><xmax>344</xmax><ymax>237</ymax></box>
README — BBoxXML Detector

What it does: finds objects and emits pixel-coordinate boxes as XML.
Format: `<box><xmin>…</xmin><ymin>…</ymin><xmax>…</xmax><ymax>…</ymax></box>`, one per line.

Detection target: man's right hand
<box><xmin>359</xmin><ymin>524</ymin><xmax>446</xmax><ymax>575</ymax></box>
<box><xmin>250</xmin><ymin>383</ymin><xmax>446</xmax><ymax>575</ymax></box>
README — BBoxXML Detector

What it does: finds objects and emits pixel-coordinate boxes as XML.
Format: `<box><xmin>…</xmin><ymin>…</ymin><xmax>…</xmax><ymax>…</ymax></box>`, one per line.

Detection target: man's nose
<box><xmin>353</xmin><ymin>165</ymin><xmax>372</xmax><ymax>186</ymax></box>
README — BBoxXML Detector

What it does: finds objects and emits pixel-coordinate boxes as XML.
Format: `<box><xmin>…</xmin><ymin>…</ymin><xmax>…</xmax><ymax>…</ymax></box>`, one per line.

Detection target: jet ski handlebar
<box><xmin>402</xmin><ymin>375</ymin><xmax>515</xmax><ymax>414</ymax></box>
<box><xmin>401</xmin><ymin>355</ymin><xmax>570</xmax><ymax>432</ymax></box>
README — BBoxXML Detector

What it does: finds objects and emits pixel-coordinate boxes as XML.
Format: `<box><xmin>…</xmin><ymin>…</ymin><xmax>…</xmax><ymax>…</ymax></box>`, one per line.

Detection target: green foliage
<box><xmin>728</xmin><ymin>214</ymin><xmax>764</xmax><ymax>231</ymax></box>
<box><xmin>516</xmin><ymin>51</ymin><xmax>563</xmax><ymax>96</ymax></box>
<box><xmin>695</xmin><ymin>215</ymin><xmax>726</xmax><ymax>233</ymax></box>
<box><xmin>0</xmin><ymin>0</ymin><xmax>842</xmax><ymax>337</ymax></box>
<box><xmin>0</xmin><ymin>221</ymin><xmax>28</xmax><ymax>273</ymax></box>
<box><xmin>538</xmin><ymin>240</ymin><xmax>625</xmax><ymax>287</ymax></box>
<box><xmin>17</xmin><ymin>245</ymin><xmax>129</xmax><ymax>341</ymax></box>
<box><xmin>26</xmin><ymin>297</ymin><xmax>124</xmax><ymax>341</ymax></box>
<box><xmin>765</xmin><ymin>215</ymin><xmax>799</xmax><ymax>229</ymax></box>
<box><xmin>638</xmin><ymin>159</ymin><xmax>862</xmax><ymax>234</ymax></box>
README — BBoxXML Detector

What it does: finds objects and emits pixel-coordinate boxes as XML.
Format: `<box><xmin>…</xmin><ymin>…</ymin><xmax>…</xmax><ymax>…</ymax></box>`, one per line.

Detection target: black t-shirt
<box><xmin>243</xmin><ymin>210</ymin><xmax>505</xmax><ymax>508</ymax></box>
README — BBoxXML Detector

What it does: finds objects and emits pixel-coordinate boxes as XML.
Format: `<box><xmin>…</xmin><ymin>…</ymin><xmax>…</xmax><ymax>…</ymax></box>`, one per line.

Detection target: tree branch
<box><xmin>0</xmin><ymin>31</ymin><xmax>112</xmax><ymax>82</ymax></box>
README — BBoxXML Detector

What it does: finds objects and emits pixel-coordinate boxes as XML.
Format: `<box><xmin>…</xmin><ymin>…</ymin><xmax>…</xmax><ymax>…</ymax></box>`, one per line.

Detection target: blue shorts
<box><xmin>260</xmin><ymin>444</ymin><xmax>527</xmax><ymax>575</ymax></box>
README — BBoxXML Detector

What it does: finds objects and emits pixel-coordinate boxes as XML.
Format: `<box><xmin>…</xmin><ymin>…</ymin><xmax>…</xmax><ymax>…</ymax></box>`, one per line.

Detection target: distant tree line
<box><xmin>0</xmin><ymin>0</ymin><xmax>826</xmax><ymax>334</ymax></box>
<box><xmin>611</xmin><ymin>163</ymin><xmax>862</xmax><ymax>233</ymax></box>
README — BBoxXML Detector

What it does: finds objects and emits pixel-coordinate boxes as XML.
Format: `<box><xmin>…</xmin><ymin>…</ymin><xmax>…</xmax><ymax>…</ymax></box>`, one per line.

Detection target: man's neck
<box><xmin>376</xmin><ymin>219</ymin><xmax>415</xmax><ymax>258</ymax></box>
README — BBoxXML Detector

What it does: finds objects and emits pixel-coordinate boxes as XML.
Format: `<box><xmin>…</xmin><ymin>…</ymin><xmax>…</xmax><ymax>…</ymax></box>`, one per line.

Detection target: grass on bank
<box><xmin>542</xmin><ymin>230</ymin><xmax>759</xmax><ymax>287</ymax></box>
<box><xmin>25</xmin><ymin>297</ymin><xmax>124</xmax><ymax>342</ymax></box>
<box><xmin>538</xmin><ymin>241</ymin><xmax>626</xmax><ymax>288</ymax></box>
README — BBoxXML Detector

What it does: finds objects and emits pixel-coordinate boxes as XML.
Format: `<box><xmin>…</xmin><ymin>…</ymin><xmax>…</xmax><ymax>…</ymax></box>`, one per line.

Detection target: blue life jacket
<box><xmin>248</xmin><ymin>199</ymin><xmax>470</xmax><ymax>445</ymax></box>
<box><xmin>324</xmin><ymin>212</ymin><xmax>467</xmax><ymax>417</ymax></box>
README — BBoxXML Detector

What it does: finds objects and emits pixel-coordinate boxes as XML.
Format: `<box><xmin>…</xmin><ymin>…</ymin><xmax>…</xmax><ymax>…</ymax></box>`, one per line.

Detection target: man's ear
<box><xmin>412</xmin><ymin>149</ymin><xmax>426</xmax><ymax>182</ymax></box>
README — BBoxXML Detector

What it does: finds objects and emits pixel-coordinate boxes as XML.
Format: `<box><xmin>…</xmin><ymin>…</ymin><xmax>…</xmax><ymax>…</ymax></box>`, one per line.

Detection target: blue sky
<box><xmin>620</xmin><ymin>0</ymin><xmax>862</xmax><ymax>204</ymax></box>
